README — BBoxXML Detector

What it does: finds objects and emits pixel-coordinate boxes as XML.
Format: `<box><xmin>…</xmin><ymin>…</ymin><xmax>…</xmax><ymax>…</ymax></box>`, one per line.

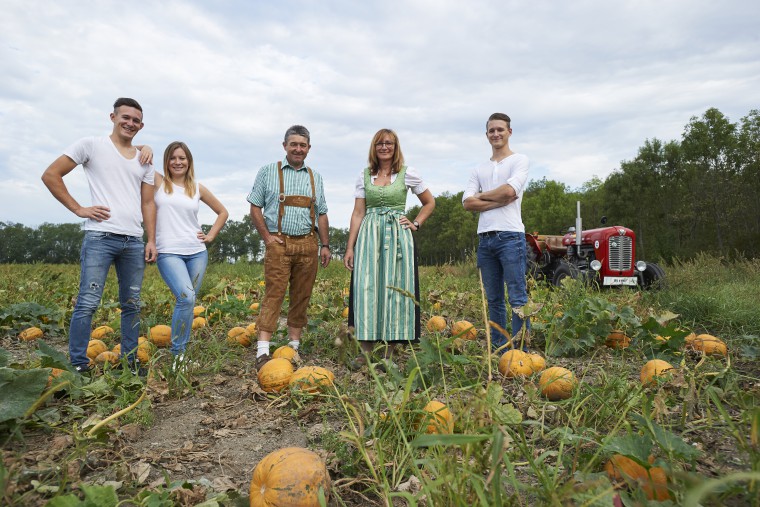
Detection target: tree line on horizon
<box><xmin>2</xmin><ymin>107</ymin><xmax>758</xmax><ymax>265</ymax></box>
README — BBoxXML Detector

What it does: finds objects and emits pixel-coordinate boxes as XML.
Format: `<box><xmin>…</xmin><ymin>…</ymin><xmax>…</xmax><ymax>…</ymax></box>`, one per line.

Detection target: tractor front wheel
<box><xmin>640</xmin><ymin>262</ymin><xmax>666</xmax><ymax>290</ymax></box>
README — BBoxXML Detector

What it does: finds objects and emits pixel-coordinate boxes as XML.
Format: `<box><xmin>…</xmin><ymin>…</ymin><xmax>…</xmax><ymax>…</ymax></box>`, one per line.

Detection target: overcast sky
<box><xmin>1</xmin><ymin>0</ymin><xmax>758</xmax><ymax>230</ymax></box>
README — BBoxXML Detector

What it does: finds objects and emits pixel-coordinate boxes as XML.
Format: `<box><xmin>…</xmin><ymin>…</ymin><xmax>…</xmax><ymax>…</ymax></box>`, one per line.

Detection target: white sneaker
<box><xmin>171</xmin><ymin>354</ymin><xmax>198</xmax><ymax>373</ymax></box>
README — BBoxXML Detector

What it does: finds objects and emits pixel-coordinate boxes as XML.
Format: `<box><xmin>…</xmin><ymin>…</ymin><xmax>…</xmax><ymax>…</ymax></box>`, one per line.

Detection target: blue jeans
<box><xmin>69</xmin><ymin>231</ymin><xmax>145</xmax><ymax>367</ymax></box>
<box><xmin>477</xmin><ymin>231</ymin><xmax>531</xmax><ymax>351</ymax></box>
<box><xmin>157</xmin><ymin>250</ymin><xmax>208</xmax><ymax>355</ymax></box>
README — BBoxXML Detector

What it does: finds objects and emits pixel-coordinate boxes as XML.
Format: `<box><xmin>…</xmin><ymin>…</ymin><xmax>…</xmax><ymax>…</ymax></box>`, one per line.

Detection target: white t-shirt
<box><xmin>462</xmin><ymin>153</ymin><xmax>529</xmax><ymax>233</ymax></box>
<box><xmin>155</xmin><ymin>181</ymin><xmax>206</xmax><ymax>255</ymax></box>
<box><xmin>64</xmin><ymin>136</ymin><xmax>154</xmax><ymax>237</ymax></box>
<box><xmin>352</xmin><ymin>166</ymin><xmax>428</xmax><ymax>198</ymax></box>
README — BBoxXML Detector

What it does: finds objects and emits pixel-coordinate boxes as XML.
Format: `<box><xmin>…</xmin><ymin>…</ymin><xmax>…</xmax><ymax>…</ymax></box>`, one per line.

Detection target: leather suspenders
<box><xmin>276</xmin><ymin>161</ymin><xmax>317</xmax><ymax>234</ymax></box>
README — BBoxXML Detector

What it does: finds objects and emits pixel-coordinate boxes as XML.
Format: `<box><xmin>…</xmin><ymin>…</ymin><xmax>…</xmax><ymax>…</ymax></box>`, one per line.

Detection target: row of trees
<box><xmin>3</xmin><ymin>108</ymin><xmax>758</xmax><ymax>264</ymax></box>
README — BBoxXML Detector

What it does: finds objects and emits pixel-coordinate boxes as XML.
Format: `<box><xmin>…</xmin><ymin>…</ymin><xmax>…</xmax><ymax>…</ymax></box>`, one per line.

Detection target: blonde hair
<box><xmin>162</xmin><ymin>141</ymin><xmax>196</xmax><ymax>198</ymax></box>
<box><xmin>368</xmin><ymin>129</ymin><xmax>404</xmax><ymax>175</ymax></box>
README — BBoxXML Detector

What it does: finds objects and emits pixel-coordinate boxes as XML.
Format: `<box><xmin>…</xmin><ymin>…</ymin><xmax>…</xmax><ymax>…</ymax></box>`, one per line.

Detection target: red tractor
<box><xmin>525</xmin><ymin>202</ymin><xmax>666</xmax><ymax>289</ymax></box>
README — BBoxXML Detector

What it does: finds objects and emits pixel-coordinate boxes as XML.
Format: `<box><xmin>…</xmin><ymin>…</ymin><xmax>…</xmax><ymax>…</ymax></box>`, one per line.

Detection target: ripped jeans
<box><xmin>156</xmin><ymin>250</ymin><xmax>208</xmax><ymax>355</ymax></box>
<box><xmin>477</xmin><ymin>231</ymin><xmax>531</xmax><ymax>352</ymax></box>
<box><xmin>69</xmin><ymin>231</ymin><xmax>145</xmax><ymax>367</ymax></box>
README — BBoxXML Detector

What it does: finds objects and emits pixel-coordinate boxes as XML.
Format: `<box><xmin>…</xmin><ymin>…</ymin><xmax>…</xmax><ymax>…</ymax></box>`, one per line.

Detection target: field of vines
<box><xmin>1</xmin><ymin>254</ymin><xmax>759</xmax><ymax>506</ymax></box>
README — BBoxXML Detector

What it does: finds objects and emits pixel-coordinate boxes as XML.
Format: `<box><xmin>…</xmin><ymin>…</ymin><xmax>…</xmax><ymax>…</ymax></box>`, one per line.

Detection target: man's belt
<box><xmin>279</xmin><ymin>194</ymin><xmax>315</xmax><ymax>207</ymax></box>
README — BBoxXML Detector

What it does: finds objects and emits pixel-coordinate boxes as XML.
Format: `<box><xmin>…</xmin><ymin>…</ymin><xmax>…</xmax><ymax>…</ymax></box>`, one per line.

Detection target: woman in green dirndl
<box><xmin>344</xmin><ymin>128</ymin><xmax>436</xmax><ymax>369</ymax></box>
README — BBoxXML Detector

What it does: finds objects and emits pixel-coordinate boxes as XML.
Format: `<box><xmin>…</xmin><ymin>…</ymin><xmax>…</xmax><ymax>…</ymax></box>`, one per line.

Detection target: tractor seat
<box><xmin>543</xmin><ymin>235</ymin><xmax>567</xmax><ymax>254</ymax></box>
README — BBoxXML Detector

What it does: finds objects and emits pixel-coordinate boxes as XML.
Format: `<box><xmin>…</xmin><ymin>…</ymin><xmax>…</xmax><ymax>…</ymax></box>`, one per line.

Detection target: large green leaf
<box><xmin>46</xmin><ymin>484</ymin><xmax>119</xmax><ymax>507</ymax></box>
<box><xmin>36</xmin><ymin>340</ymin><xmax>72</xmax><ymax>370</ymax></box>
<box><xmin>632</xmin><ymin>413</ymin><xmax>701</xmax><ymax>460</ymax></box>
<box><xmin>603</xmin><ymin>433</ymin><xmax>653</xmax><ymax>464</ymax></box>
<box><xmin>0</xmin><ymin>367</ymin><xmax>48</xmax><ymax>423</ymax></box>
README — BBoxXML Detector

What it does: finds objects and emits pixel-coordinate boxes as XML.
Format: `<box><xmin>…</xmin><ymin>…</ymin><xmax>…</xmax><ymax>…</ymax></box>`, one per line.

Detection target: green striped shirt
<box><xmin>247</xmin><ymin>158</ymin><xmax>328</xmax><ymax>235</ymax></box>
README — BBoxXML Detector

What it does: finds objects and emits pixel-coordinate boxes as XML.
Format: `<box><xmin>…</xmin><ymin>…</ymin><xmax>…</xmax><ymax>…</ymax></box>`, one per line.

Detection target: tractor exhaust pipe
<box><xmin>575</xmin><ymin>201</ymin><xmax>582</xmax><ymax>254</ymax></box>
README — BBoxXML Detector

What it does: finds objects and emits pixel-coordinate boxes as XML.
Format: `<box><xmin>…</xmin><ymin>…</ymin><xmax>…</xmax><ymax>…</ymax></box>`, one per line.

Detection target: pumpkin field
<box><xmin>1</xmin><ymin>254</ymin><xmax>759</xmax><ymax>506</ymax></box>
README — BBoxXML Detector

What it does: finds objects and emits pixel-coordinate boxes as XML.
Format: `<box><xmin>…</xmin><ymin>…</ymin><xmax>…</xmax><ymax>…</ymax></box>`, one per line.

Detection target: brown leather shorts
<box><xmin>256</xmin><ymin>234</ymin><xmax>319</xmax><ymax>332</ymax></box>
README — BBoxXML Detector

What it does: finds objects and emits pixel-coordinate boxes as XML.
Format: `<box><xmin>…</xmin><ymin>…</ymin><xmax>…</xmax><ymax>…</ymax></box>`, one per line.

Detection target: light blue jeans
<box><xmin>157</xmin><ymin>250</ymin><xmax>208</xmax><ymax>355</ymax></box>
<box><xmin>477</xmin><ymin>231</ymin><xmax>531</xmax><ymax>351</ymax></box>
<box><xmin>69</xmin><ymin>231</ymin><xmax>145</xmax><ymax>368</ymax></box>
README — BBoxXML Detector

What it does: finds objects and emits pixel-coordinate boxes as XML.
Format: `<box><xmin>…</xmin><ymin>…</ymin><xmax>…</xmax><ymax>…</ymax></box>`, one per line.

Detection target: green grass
<box><xmin>1</xmin><ymin>256</ymin><xmax>759</xmax><ymax>506</ymax></box>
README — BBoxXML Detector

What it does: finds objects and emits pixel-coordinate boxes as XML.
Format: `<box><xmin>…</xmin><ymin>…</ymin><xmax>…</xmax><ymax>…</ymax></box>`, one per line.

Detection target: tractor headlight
<box><xmin>636</xmin><ymin>261</ymin><xmax>647</xmax><ymax>272</ymax></box>
<box><xmin>590</xmin><ymin>260</ymin><xmax>602</xmax><ymax>271</ymax></box>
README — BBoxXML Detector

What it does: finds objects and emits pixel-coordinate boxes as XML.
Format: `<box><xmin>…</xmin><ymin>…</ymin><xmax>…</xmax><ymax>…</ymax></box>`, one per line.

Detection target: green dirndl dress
<box><xmin>348</xmin><ymin>166</ymin><xmax>421</xmax><ymax>343</ymax></box>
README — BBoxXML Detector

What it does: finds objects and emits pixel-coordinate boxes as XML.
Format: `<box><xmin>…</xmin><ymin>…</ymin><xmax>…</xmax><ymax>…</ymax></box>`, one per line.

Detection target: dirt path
<box><xmin>1</xmin><ymin>334</ymin><xmax>343</xmax><ymax>503</ymax></box>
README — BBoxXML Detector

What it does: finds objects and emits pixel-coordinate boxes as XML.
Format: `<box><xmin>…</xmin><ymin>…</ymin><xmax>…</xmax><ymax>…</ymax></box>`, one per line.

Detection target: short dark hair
<box><xmin>113</xmin><ymin>97</ymin><xmax>143</xmax><ymax>114</ymax></box>
<box><xmin>284</xmin><ymin>125</ymin><xmax>310</xmax><ymax>144</ymax></box>
<box><xmin>486</xmin><ymin>112</ymin><xmax>511</xmax><ymax>130</ymax></box>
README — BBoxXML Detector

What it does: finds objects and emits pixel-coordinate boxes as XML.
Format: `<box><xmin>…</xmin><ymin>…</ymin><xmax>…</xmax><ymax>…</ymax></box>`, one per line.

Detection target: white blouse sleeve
<box><xmin>404</xmin><ymin>166</ymin><xmax>428</xmax><ymax>195</ymax></box>
<box><xmin>353</xmin><ymin>172</ymin><xmax>366</xmax><ymax>199</ymax></box>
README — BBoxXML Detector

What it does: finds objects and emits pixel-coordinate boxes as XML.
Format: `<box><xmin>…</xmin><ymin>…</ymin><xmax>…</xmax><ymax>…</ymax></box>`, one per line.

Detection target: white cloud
<box><xmin>1</xmin><ymin>0</ymin><xmax>759</xmax><ymax>230</ymax></box>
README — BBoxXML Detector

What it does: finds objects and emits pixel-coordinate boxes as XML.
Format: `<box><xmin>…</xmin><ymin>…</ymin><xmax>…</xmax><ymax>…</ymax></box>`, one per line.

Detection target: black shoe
<box><xmin>255</xmin><ymin>354</ymin><xmax>270</xmax><ymax>371</ymax></box>
<box><xmin>116</xmin><ymin>362</ymin><xmax>148</xmax><ymax>377</ymax></box>
<box><xmin>376</xmin><ymin>359</ymin><xmax>398</xmax><ymax>374</ymax></box>
<box><xmin>348</xmin><ymin>355</ymin><xmax>367</xmax><ymax>372</ymax></box>
<box><xmin>73</xmin><ymin>364</ymin><xmax>92</xmax><ymax>375</ymax></box>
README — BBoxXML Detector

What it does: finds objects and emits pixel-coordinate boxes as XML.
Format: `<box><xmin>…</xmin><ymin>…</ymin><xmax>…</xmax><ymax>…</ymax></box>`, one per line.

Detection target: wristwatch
<box><xmin>321</xmin><ymin>244</ymin><xmax>330</xmax><ymax>249</ymax></box>
<box><xmin>413</xmin><ymin>221</ymin><xmax>420</xmax><ymax>229</ymax></box>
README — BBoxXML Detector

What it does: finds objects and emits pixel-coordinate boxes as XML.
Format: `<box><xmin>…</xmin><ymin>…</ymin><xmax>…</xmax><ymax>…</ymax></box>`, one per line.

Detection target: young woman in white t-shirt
<box><xmin>155</xmin><ymin>141</ymin><xmax>228</xmax><ymax>369</ymax></box>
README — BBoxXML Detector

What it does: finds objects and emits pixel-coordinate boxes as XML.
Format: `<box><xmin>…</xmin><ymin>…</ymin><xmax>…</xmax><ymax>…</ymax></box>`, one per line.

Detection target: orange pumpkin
<box><xmin>605</xmin><ymin>330</ymin><xmax>631</xmax><ymax>349</ymax></box>
<box><xmin>538</xmin><ymin>366</ymin><xmax>577</xmax><ymax>400</ymax></box>
<box><xmin>19</xmin><ymin>326</ymin><xmax>43</xmax><ymax>341</ymax></box>
<box><xmin>149</xmin><ymin>325</ymin><xmax>172</xmax><ymax>347</ymax></box>
<box><xmin>422</xmin><ymin>400</ymin><xmax>454</xmax><ymax>434</ymax></box>
<box><xmin>289</xmin><ymin>366</ymin><xmax>335</xmax><ymax>392</ymax></box>
<box><xmin>192</xmin><ymin>317</ymin><xmax>207</xmax><ymax>329</ymax></box>
<box><xmin>605</xmin><ymin>455</ymin><xmax>669</xmax><ymax>501</ymax></box>
<box><xmin>246</xmin><ymin>322</ymin><xmax>258</xmax><ymax>336</ymax></box>
<box><xmin>341</xmin><ymin>307</ymin><xmax>349</xmax><ymax>319</ymax></box>
<box><xmin>498</xmin><ymin>350</ymin><xmax>533</xmax><ymax>378</ymax></box>
<box><xmin>257</xmin><ymin>358</ymin><xmax>294</xmax><ymax>392</ymax></box>
<box><xmin>227</xmin><ymin>326</ymin><xmax>252</xmax><ymax>347</ymax></box>
<box><xmin>272</xmin><ymin>346</ymin><xmax>298</xmax><ymax>361</ymax></box>
<box><xmin>689</xmin><ymin>334</ymin><xmax>728</xmax><ymax>357</ymax></box>
<box><xmin>95</xmin><ymin>350</ymin><xmax>120</xmax><ymax>365</ymax></box>
<box><xmin>249</xmin><ymin>447</ymin><xmax>330</xmax><ymax>506</ymax></box>
<box><xmin>193</xmin><ymin>305</ymin><xmax>206</xmax><ymax>317</ymax></box>
<box><xmin>426</xmin><ymin>316</ymin><xmax>446</xmax><ymax>333</ymax></box>
<box><xmin>605</xmin><ymin>454</ymin><xmax>654</xmax><ymax>481</ymax></box>
<box><xmin>114</xmin><ymin>342</ymin><xmax>151</xmax><ymax>363</ymax></box>
<box><xmin>86</xmin><ymin>339</ymin><xmax>108</xmax><ymax>360</ymax></box>
<box><xmin>528</xmin><ymin>353</ymin><xmax>546</xmax><ymax>373</ymax></box>
<box><xmin>250</xmin><ymin>302</ymin><xmax>260</xmax><ymax>312</ymax></box>
<box><xmin>91</xmin><ymin>325</ymin><xmax>114</xmax><ymax>339</ymax></box>
<box><xmin>451</xmin><ymin>320</ymin><xmax>477</xmax><ymax>340</ymax></box>
<box><xmin>639</xmin><ymin>466</ymin><xmax>671</xmax><ymax>501</ymax></box>
<box><xmin>47</xmin><ymin>367</ymin><xmax>67</xmax><ymax>388</ymax></box>
<box><xmin>136</xmin><ymin>342</ymin><xmax>152</xmax><ymax>363</ymax></box>
<box><xmin>640</xmin><ymin>359</ymin><xmax>674</xmax><ymax>386</ymax></box>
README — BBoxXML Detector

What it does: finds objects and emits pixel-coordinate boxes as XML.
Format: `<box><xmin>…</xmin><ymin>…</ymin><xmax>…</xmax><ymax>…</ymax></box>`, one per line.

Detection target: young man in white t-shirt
<box><xmin>462</xmin><ymin>112</ymin><xmax>531</xmax><ymax>353</ymax></box>
<box><xmin>41</xmin><ymin>98</ymin><xmax>156</xmax><ymax>374</ymax></box>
